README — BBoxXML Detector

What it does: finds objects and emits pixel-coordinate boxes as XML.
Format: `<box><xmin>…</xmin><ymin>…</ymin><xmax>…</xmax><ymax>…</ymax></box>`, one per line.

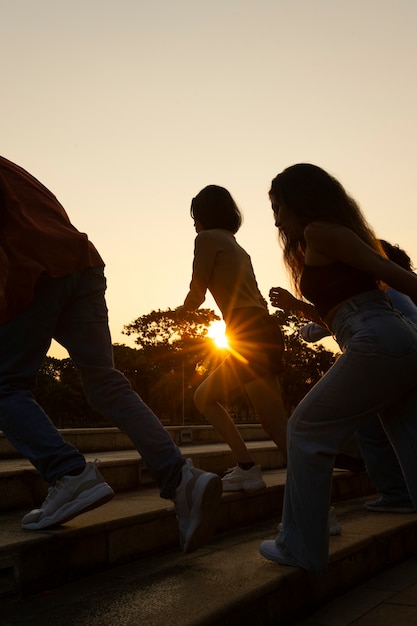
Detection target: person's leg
<box><xmin>273</xmin><ymin>355</ymin><xmax>370</xmax><ymax>570</ymax></box>
<box><xmin>54</xmin><ymin>267</ymin><xmax>222</xmax><ymax>551</ymax></box>
<box><xmin>263</xmin><ymin>356</ymin><xmax>417</xmax><ymax>571</ymax></box>
<box><xmin>244</xmin><ymin>374</ymin><xmax>287</xmax><ymax>459</ymax></box>
<box><xmin>0</xmin><ymin>275</ymin><xmax>87</xmax><ymax>484</ymax></box>
<box><xmin>194</xmin><ymin>361</ymin><xmax>267</xmax><ymax>491</ymax></box>
<box><xmin>357</xmin><ymin>416</ymin><xmax>414</xmax><ymax>510</ymax></box>
<box><xmin>54</xmin><ymin>267</ymin><xmax>185</xmax><ymax>499</ymax></box>
<box><xmin>379</xmin><ymin>390</ymin><xmax>417</xmax><ymax>510</ymax></box>
<box><xmin>193</xmin><ymin>360</ymin><xmax>253</xmax><ymax>464</ymax></box>
<box><xmin>197</xmin><ymin>307</ymin><xmax>286</xmax><ymax>464</ymax></box>
<box><xmin>261</xmin><ymin>296</ymin><xmax>417</xmax><ymax>571</ymax></box>
<box><xmin>0</xmin><ymin>273</ymin><xmax>114</xmax><ymax>530</ymax></box>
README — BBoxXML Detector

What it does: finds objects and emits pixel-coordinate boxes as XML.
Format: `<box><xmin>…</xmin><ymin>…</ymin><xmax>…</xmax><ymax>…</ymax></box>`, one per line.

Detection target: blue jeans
<box><xmin>0</xmin><ymin>267</ymin><xmax>184</xmax><ymax>497</ymax></box>
<box><xmin>277</xmin><ymin>291</ymin><xmax>417</xmax><ymax>571</ymax></box>
<box><xmin>357</xmin><ymin>416</ymin><xmax>412</xmax><ymax>504</ymax></box>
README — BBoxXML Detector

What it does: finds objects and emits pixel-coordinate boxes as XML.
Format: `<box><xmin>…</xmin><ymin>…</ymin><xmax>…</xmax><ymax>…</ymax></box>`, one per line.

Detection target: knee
<box><xmin>193</xmin><ymin>385</ymin><xmax>215</xmax><ymax>414</ymax></box>
<box><xmin>193</xmin><ymin>387</ymin><xmax>205</xmax><ymax>413</ymax></box>
<box><xmin>82</xmin><ymin>368</ymin><xmax>132</xmax><ymax>412</ymax></box>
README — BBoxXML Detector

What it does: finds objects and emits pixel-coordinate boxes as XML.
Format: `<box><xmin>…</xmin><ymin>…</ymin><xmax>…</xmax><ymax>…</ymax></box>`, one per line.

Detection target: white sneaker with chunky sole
<box><xmin>22</xmin><ymin>461</ymin><xmax>114</xmax><ymax>530</ymax></box>
<box><xmin>221</xmin><ymin>464</ymin><xmax>266</xmax><ymax>492</ymax></box>
<box><xmin>259</xmin><ymin>541</ymin><xmax>300</xmax><ymax>567</ymax></box>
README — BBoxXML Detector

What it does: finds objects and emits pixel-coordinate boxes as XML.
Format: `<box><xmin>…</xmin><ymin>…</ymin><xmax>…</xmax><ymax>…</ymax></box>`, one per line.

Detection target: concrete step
<box><xmin>0</xmin><ymin>440</ymin><xmax>285</xmax><ymax>512</ymax></box>
<box><xmin>0</xmin><ymin>425</ymin><xmax>272</xmax><ymax>459</ymax></box>
<box><xmin>0</xmin><ymin>468</ymin><xmax>375</xmax><ymax>605</ymax></box>
<box><xmin>2</xmin><ymin>494</ymin><xmax>416</xmax><ymax>626</ymax></box>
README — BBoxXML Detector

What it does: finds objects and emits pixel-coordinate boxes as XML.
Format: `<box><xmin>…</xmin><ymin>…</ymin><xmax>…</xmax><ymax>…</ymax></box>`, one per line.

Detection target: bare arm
<box><xmin>305</xmin><ymin>223</ymin><xmax>417</xmax><ymax>306</ymax></box>
<box><xmin>180</xmin><ymin>232</ymin><xmax>216</xmax><ymax>311</ymax></box>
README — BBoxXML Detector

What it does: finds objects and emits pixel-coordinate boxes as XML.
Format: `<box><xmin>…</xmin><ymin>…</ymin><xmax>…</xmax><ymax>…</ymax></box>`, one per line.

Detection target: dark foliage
<box><xmin>33</xmin><ymin>308</ymin><xmax>338</xmax><ymax>428</ymax></box>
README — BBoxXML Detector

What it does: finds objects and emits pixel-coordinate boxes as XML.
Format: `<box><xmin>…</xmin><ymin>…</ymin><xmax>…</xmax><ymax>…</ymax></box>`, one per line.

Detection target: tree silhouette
<box><xmin>34</xmin><ymin>357</ymin><xmax>105</xmax><ymax>428</ymax></box>
<box><xmin>122</xmin><ymin>307</ymin><xmax>220</xmax><ymax>348</ymax></box>
<box><xmin>122</xmin><ymin>308</ymin><xmax>223</xmax><ymax>423</ymax></box>
<box><xmin>33</xmin><ymin>307</ymin><xmax>338</xmax><ymax>428</ymax></box>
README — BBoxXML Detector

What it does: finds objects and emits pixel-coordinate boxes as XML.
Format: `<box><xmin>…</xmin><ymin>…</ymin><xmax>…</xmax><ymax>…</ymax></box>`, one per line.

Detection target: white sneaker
<box><xmin>259</xmin><ymin>540</ymin><xmax>300</xmax><ymax>567</ymax></box>
<box><xmin>278</xmin><ymin>506</ymin><xmax>341</xmax><ymax>536</ymax></box>
<box><xmin>221</xmin><ymin>464</ymin><xmax>266</xmax><ymax>492</ymax></box>
<box><xmin>22</xmin><ymin>461</ymin><xmax>114</xmax><ymax>530</ymax></box>
<box><xmin>174</xmin><ymin>459</ymin><xmax>223</xmax><ymax>554</ymax></box>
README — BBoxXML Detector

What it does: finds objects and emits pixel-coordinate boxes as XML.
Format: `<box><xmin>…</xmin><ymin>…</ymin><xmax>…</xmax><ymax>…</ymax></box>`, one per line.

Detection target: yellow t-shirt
<box><xmin>183</xmin><ymin>229</ymin><xmax>266</xmax><ymax>323</ymax></box>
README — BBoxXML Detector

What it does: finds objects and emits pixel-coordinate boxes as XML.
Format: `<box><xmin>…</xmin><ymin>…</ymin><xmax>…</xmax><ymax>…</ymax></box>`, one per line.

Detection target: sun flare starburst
<box><xmin>207</xmin><ymin>320</ymin><xmax>229</xmax><ymax>349</ymax></box>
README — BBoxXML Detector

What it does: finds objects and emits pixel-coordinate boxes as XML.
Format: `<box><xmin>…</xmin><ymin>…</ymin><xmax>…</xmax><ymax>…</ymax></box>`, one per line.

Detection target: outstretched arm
<box><xmin>180</xmin><ymin>232</ymin><xmax>216</xmax><ymax>312</ymax></box>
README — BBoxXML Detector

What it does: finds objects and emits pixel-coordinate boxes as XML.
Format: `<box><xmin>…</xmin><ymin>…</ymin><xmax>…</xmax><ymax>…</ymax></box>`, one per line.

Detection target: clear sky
<box><xmin>2</xmin><ymin>0</ymin><xmax>416</xmax><ymax>358</ymax></box>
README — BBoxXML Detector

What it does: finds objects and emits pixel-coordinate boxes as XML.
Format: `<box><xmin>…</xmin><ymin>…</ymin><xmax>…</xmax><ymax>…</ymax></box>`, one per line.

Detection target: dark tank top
<box><xmin>300</xmin><ymin>262</ymin><xmax>378</xmax><ymax>319</ymax></box>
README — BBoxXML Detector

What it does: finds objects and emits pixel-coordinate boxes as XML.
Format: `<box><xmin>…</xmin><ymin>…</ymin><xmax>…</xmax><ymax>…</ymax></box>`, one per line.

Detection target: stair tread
<box><xmin>0</xmin><ymin>468</ymin><xmax>287</xmax><ymax>548</ymax></box>
<box><xmin>0</xmin><ymin>440</ymin><xmax>277</xmax><ymax>474</ymax></box>
<box><xmin>1</xmin><ymin>497</ymin><xmax>417</xmax><ymax>625</ymax></box>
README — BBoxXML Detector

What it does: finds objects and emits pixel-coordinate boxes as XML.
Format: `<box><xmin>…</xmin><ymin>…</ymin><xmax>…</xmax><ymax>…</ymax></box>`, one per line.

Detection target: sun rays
<box><xmin>207</xmin><ymin>320</ymin><xmax>229</xmax><ymax>349</ymax></box>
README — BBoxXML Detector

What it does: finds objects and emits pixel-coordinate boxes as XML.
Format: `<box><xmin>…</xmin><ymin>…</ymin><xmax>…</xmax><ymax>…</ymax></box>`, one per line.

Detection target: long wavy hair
<box><xmin>269</xmin><ymin>164</ymin><xmax>384</xmax><ymax>294</ymax></box>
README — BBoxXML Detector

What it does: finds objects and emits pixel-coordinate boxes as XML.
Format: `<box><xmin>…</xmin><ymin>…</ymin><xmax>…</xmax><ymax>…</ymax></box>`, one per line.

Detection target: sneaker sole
<box><xmin>182</xmin><ymin>473</ymin><xmax>223</xmax><ymax>554</ymax></box>
<box><xmin>365</xmin><ymin>504</ymin><xmax>416</xmax><ymax>514</ymax></box>
<box><xmin>22</xmin><ymin>483</ymin><xmax>115</xmax><ymax>530</ymax></box>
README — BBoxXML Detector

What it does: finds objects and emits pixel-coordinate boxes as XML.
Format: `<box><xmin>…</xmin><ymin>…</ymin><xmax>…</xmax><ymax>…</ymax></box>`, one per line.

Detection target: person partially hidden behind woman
<box><xmin>259</xmin><ymin>164</ymin><xmax>417</xmax><ymax>572</ymax></box>
<box><xmin>177</xmin><ymin>185</ymin><xmax>287</xmax><ymax>492</ymax></box>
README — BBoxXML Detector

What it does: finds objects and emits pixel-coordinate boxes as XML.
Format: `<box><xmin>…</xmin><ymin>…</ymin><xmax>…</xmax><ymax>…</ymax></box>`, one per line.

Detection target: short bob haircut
<box><xmin>190</xmin><ymin>185</ymin><xmax>243</xmax><ymax>234</ymax></box>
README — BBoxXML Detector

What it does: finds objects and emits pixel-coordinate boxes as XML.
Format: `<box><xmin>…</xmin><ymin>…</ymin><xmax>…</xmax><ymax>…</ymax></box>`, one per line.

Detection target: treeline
<box><xmin>33</xmin><ymin>308</ymin><xmax>338</xmax><ymax>428</ymax></box>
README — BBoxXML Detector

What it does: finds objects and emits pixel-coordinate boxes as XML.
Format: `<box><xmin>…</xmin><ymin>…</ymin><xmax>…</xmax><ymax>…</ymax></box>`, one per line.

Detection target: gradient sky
<box><xmin>2</xmin><ymin>0</ymin><xmax>416</xmax><ymax>358</ymax></box>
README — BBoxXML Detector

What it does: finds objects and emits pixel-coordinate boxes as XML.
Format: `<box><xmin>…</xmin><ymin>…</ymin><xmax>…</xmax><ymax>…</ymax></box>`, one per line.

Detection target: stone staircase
<box><xmin>1</xmin><ymin>425</ymin><xmax>416</xmax><ymax>625</ymax></box>
<box><xmin>0</xmin><ymin>424</ymin><xmax>284</xmax><ymax>512</ymax></box>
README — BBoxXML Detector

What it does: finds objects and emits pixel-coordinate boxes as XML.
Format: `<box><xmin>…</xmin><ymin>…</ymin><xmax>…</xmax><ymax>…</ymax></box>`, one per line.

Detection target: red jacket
<box><xmin>0</xmin><ymin>156</ymin><xmax>104</xmax><ymax>324</ymax></box>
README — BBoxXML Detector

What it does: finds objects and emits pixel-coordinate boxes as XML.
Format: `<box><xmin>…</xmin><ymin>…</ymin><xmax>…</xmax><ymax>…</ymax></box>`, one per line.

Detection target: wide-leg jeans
<box><xmin>357</xmin><ymin>415</ymin><xmax>411</xmax><ymax>504</ymax></box>
<box><xmin>0</xmin><ymin>267</ymin><xmax>184</xmax><ymax>498</ymax></box>
<box><xmin>277</xmin><ymin>290</ymin><xmax>417</xmax><ymax>571</ymax></box>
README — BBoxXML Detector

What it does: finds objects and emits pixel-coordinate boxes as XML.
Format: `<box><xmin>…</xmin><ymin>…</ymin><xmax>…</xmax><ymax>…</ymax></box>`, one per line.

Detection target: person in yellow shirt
<box><xmin>178</xmin><ymin>185</ymin><xmax>287</xmax><ymax>491</ymax></box>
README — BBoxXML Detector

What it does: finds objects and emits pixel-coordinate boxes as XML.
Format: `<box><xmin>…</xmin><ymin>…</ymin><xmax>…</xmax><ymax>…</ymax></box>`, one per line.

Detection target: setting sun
<box><xmin>207</xmin><ymin>320</ymin><xmax>229</xmax><ymax>349</ymax></box>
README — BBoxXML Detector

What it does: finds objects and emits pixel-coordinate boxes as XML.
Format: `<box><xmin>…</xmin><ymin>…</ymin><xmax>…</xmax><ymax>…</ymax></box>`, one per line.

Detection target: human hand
<box><xmin>175</xmin><ymin>305</ymin><xmax>187</xmax><ymax>317</ymax></box>
<box><xmin>269</xmin><ymin>287</ymin><xmax>298</xmax><ymax>311</ymax></box>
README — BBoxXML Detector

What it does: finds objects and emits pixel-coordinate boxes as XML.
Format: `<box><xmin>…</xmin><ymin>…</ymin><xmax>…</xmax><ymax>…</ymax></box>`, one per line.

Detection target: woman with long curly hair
<box><xmin>259</xmin><ymin>163</ymin><xmax>417</xmax><ymax>571</ymax></box>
